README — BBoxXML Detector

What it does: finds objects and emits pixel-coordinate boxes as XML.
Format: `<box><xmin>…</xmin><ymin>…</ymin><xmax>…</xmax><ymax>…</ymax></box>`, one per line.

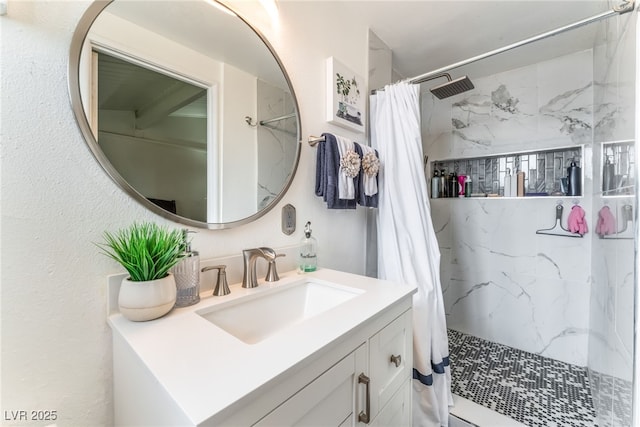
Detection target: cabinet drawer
<box><xmin>255</xmin><ymin>344</ymin><xmax>366</xmax><ymax>426</ymax></box>
<box><xmin>369</xmin><ymin>310</ymin><xmax>412</xmax><ymax>417</ymax></box>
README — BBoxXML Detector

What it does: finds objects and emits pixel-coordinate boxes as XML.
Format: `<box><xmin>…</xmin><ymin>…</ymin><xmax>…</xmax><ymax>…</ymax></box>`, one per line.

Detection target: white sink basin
<box><xmin>198</xmin><ymin>278</ymin><xmax>363</xmax><ymax>344</ymax></box>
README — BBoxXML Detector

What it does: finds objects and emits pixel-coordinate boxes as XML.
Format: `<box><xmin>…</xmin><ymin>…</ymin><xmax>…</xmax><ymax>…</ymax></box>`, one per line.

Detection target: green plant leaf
<box><xmin>96</xmin><ymin>222</ymin><xmax>185</xmax><ymax>282</ymax></box>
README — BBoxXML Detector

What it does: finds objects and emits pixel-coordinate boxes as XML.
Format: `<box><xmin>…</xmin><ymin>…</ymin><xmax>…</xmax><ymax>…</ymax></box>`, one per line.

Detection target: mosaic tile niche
<box><xmin>431</xmin><ymin>146</ymin><xmax>583</xmax><ymax>197</ymax></box>
<box><xmin>602</xmin><ymin>140</ymin><xmax>635</xmax><ymax>196</ymax></box>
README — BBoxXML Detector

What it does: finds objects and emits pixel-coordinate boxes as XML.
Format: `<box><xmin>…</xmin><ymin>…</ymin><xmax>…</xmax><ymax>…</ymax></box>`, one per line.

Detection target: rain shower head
<box><xmin>372</xmin><ymin>73</ymin><xmax>475</xmax><ymax>98</ymax></box>
<box><xmin>429</xmin><ymin>75</ymin><xmax>475</xmax><ymax>99</ymax></box>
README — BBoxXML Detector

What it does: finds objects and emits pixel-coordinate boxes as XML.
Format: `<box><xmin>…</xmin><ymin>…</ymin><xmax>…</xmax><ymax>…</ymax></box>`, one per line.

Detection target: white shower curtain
<box><xmin>370</xmin><ymin>82</ymin><xmax>452</xmax><ymax>427</ymax></box>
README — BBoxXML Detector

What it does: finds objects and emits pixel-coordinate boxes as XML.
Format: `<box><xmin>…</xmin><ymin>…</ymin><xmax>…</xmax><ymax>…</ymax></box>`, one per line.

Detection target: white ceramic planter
<box><xmin>118</xmin><ymin>274</ymin><xmax>177</xmax><ymax>321</ymax></box>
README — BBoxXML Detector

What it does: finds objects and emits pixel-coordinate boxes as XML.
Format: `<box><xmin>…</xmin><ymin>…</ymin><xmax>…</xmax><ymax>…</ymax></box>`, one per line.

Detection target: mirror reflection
<box><xmin>74</xmin><ymin>0</ymin><xmax>300</xmax><ymax>227</ymax></box>
<box><xmin>97</xmin><ymin>52</ymin><xmax>208</xmax><ymax>220</ymax></box>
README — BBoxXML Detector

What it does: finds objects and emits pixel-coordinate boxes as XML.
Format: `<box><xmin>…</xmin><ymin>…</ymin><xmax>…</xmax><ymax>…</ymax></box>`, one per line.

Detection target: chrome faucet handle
<box><xmin>258</xmin><ymin>247</ymin><xmax>277</xmax><ymax>259</ymax></box>
<box><xmin>201</xmin><ymin>265</ymin><xmax>230</xmax><ymax>296</ymax></box>
<box><xmin>265</xmin><ymin>254</ymin><xmax>286</xmax><ymax>282</ymax></box>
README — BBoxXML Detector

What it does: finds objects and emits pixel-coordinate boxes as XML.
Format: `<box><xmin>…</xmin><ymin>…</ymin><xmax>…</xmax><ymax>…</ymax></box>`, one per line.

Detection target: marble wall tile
<box><xmin>443</xmin><ymin>268</ymin><xmax>590</xmax><ymax>365</ymax></box>
<box><xmin>423</xmin><ymin>28</ymin><xmax>635</xmax><ymax>400</ymax></box>
<box><xmin>424</xmin><ymin>12</ymin><xmax>632</xmax><ymax>420</ymax></box>
<box><xmin>256</xmin><ymin>80</ymin><xmax>297</xmax><ymax>209</ymax></box>
<box><xmin>424</xmin><ymin>50</ymin><xmax>597</xmax><ymax>367</ymax></box>
<box><xmin>446</xmin><ymin>52</ymin><xmax>592</xmax><ymax>159</ymax></box>
<box><xmin>615</xmin><ymin>13</ymin><xmax>636</xmax><ymax>141</ymax></box>
<box><xmin>537</xmin><ymin>50</ymin><xmax>594</xmax><ymax>145</ymax></box>
<box><xmin>449</xmin><ymin>66</ymin><xmax>540</xmax><ymax>156</ymax></box>
<box><xmin>434</xmin><ymin>198</ymin><xmax>592</xmax><ymax>366</ymax></box>
<box><xmin>368</xmin><ymin>30</ymin><xmax>393</xmax><ymax>93</ymax></box>
<box><xmin>593</xmin><ymin>31</ymin><xmax>619</xmax><ymax>143</ymax></box>
<box><xmin>588</xmin><ymin>9</ymin><xmax>636</xmax><ymax>425</ymax></box>
<box><xmin>422</xmin><ymin>93</ymin><xmax>454</xmax><ymax>163</ymax></box>
<box><xmin>589</xmin><ymin>199</ymin><xmax>635</xmax><ymax>380</ymax></box>
<box><xmin>594</xmin><ymin>12</ymin><xmax>636</xmax><ymax>143</ymax></box>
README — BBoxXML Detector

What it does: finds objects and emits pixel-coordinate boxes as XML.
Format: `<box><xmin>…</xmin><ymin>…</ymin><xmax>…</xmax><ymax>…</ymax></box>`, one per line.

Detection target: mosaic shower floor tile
<box><xmin>589</xmin><ymin>370</ymin><xmax>633</xmax><ymax>427</ymax></box>
<box><xmin>448</xmin><ymin>329</ymin><xmax>596</xmax><ymax>427</ymax></box>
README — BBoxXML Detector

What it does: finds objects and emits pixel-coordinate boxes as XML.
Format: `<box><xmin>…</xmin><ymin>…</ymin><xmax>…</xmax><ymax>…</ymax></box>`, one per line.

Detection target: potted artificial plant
<box><xmin>98</xmin><ymin>222</ymin><xmax>184</xmax><ymax>321</ymax></box>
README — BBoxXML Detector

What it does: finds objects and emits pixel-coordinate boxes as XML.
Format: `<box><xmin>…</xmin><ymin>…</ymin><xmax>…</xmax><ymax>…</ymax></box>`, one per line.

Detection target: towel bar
<box><xmin>308</xmin><ymin>135</ymin><xmax>325</xmax><ymax>146</ymax></box>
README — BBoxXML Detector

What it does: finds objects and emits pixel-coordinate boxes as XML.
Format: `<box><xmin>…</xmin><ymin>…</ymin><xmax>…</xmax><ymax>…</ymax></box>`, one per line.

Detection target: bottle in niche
<box><xmin>172</xmin><ymin>229</ymin><xmax>200</xmax><ymax>307</ymax></box>
<box><xmin>603</xmin><ymin>157</ymin><xmax>615</xmax><ymax>193</ymax></box>
<box><xmin>567</xmin><ymin>160</ymin><xmax>582</xmax><ymax>196</ymax></box>
<box><xmin>510</xmin><ymin>170</ymin><xmax>518</xmax><ymax>197</ymax></box>
<box><xmin>504</xmin><ymin>169</ymin><xmax>512</xmax><ymax>197</ymax></box>
<box><xmin>516</xmin><ymin>171</ymin><xmax>525</xmax><ymax>197</ymax></box>
<box><xmin>464</xmin><ymin>176</ymin><xmax>472</xmax><ymax>197</ymax></box>
<box><xmin>449</xmin><ymin>172</ymin><xmax>457</xmax><ymax>198</ymax></box>
<box><xmin>440</xmin><ymin>169</ymin><xmax>447</xmax><ymax>198</ymax></box>
<box><xmin>431</xmin><ymin>169</ymin><xmax>440</xmax><ymax>199</ymax></box>
<box><xmin>299</xmin><ymin>221</ymin><xmax>317</xmax><ymax>273</ymax></box>
<box><xmin>457</xmin><ymin>175</ymin><xmax>466</xmax><ymax>197</ymax></box>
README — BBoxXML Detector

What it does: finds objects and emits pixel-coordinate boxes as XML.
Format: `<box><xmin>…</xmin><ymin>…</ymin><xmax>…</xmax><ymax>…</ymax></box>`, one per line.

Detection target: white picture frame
<box><xmin>326</xmin><ymin>57</ymin><xmax>365</xmax><ymax>133</ymax></box>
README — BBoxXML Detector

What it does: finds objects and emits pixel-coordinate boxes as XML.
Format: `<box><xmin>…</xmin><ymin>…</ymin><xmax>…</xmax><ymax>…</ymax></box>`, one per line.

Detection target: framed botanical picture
<box><xmin>326</xmin><ymin>57</ymin><xmax>365</xmax><ymax>133</ymax></box>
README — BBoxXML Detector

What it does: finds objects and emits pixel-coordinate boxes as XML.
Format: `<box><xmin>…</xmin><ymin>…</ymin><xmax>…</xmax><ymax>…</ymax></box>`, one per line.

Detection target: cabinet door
<box><xmin>255</xmin><ymin>344</ymin><xmax>366</xmax><ymax>427</ymax></box>
<box><xmin>370</xmin><ymin>379</ymin><xmax>411</xmax><ymax>427</ymax></box>
<box><xmin>369</xmin><ymin>310</ymin><xmax>412</xmax><ymax>418</ymax></box>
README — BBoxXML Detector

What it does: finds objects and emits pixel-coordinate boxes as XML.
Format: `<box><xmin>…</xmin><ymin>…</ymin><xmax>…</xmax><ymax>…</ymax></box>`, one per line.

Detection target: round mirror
<box><xmin>68</xmin><ymin>0</ymin><xmax>301</xmax><ymax>229</ymax></box>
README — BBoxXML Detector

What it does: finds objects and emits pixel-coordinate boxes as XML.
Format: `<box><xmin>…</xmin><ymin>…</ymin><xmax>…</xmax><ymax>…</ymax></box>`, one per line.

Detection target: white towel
<box><xmin>359</xmin><ymin>144</ymin><xmax>379</xmax><ymax>196</ymax></box>
<box><xmin>335</xmin><ymin>135</ymin><xmax>356</xmax><ymax>199</ymax></box>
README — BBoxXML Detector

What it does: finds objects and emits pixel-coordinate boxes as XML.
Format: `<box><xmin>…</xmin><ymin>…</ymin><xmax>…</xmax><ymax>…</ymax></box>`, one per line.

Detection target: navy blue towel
<box><xmin>315</xmin><ymin>133</ymin><xmax>356</xmax><ymax>209</ymax></box>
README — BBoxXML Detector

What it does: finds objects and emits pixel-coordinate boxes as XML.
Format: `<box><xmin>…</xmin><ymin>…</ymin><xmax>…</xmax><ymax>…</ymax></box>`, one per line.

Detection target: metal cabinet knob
<box><xmin>390</xmin><ymin>354</ymin><xmax>402</xmax><ymax>367</ymax></box>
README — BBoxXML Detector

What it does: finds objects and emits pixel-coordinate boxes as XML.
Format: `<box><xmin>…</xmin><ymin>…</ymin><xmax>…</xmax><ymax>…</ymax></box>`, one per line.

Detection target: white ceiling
<box><xmin>104</xmin><ymin>0</ymin><xmax>615</xmax><ymax>84</ymax></box>
<box><xmin>97</xmin><ymin>0</ymin><xmax>622</xmax><ymax>112</ymax></box>
<box><xmin>328</xmin><ymin>0</ymin><xmax>610</xmax><ymax>81</ymax></box>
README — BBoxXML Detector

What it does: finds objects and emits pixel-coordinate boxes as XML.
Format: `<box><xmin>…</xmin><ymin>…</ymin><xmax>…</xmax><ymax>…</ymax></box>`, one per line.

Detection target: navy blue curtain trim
<box><xmin>413</xmin><ymin>356</ymin><xmax>450</xmax><ymax>387</ymax></box>
<box><xmin>413</xmin><ymin>368</ymin><xmax>433</xmax><ymax>386</ymax></box>
<box><xmin>433</xmin><ymin>356</ymin><xmax>450</xmax><ymax>374</ymax></box>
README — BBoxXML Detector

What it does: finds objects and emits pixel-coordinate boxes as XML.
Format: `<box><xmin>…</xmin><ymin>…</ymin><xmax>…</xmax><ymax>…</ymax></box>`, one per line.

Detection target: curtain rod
<box><xmin>259</xmin><ymin>112</ymin><xmax>296</xmax><ymax>126</ymax></box>
<box><xmin>376</xmin><ymin>0</ymin><xmax>635</xmax><ymax>91</ymax></box>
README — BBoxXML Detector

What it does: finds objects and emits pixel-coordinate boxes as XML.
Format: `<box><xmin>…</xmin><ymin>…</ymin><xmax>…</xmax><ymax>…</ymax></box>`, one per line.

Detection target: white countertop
<box><xmin>108</xmin><ymin>268</ymin><xmax>416</xmax><ymax>425</ymax></box>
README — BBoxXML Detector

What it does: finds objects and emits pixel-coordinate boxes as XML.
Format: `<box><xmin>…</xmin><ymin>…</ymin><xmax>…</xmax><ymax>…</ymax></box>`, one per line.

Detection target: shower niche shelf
<box><xmin>431</xmin><ymin>146</ymin><xmax>583</xmax><ymax>198</ymax></box>
<box><xmin>601</xmin><ymin>140</ymin><xmax>635</xmax><ymax>198</ymax></box>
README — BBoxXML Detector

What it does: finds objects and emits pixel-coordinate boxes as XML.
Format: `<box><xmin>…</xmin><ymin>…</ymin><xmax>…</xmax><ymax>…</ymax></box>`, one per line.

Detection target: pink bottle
<box><xmin>457</xmin><ymin>175</ymin><xmax>466</xmax><ymax>197</ymax></box>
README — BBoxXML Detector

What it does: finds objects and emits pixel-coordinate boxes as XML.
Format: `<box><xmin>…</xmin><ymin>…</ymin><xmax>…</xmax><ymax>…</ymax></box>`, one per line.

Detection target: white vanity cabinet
<box><xmin>244</xmin><ymin>310</ymin><xmax>413</xmax><ymax>427</ymax></box>
<box><xmin>255</xmin><ymin>344</ymin><xmax>367</xmax><ymax>426</ymax></box>
<box><xmin>109</xmin><ymin>269</ymin><xmax>417</xmax><ymax>427</ymax></box>
<box><xmin>368</xmin><ymin>309</ymin><xmax>413</xmax><ymax>425</ymax></box>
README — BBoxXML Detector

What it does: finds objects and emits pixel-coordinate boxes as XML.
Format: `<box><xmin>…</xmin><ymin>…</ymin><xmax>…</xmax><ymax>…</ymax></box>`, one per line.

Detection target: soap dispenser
<box><xmin>172</xmin><ymin>229</ymin><xmax>200</xmax><ymax>307</ymax></box>
<box><xmin>299</xmin><ymin>221</ymin><xmax>317</xmax><ymax>273</ymax></box>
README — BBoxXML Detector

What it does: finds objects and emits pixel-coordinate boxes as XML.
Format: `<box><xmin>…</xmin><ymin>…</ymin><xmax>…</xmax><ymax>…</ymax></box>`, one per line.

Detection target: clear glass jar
<box><xmin>173</xmin><ymin>251</ymin><xmax>200</xmax><ymax>307</ymax></box>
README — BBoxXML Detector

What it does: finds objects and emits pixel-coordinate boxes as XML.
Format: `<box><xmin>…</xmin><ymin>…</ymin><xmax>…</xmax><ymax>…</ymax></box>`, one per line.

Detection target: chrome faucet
<box><xmin>242</xmin><ymin>247</ymin><xmax>284</xmax><ymax>288</ymax></box>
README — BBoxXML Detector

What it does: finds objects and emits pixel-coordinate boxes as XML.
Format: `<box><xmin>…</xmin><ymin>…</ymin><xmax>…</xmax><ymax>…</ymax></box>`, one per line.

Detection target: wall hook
<box><xmin>536</xmin><ymin>203</ymin><xmax>583</xmax><ymax>238</ymax></box>
<box><xmin>245</xmin><ymin>116</ymin><xmax>257</xmax><ymax>127</ymax></box>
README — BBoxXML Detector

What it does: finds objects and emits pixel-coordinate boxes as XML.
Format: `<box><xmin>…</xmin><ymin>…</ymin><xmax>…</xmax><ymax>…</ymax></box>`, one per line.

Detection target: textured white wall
<box><xmin>1</xmin><ymin>1</ymin><xmax>369</xmax><ymax>425</ymax></box>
